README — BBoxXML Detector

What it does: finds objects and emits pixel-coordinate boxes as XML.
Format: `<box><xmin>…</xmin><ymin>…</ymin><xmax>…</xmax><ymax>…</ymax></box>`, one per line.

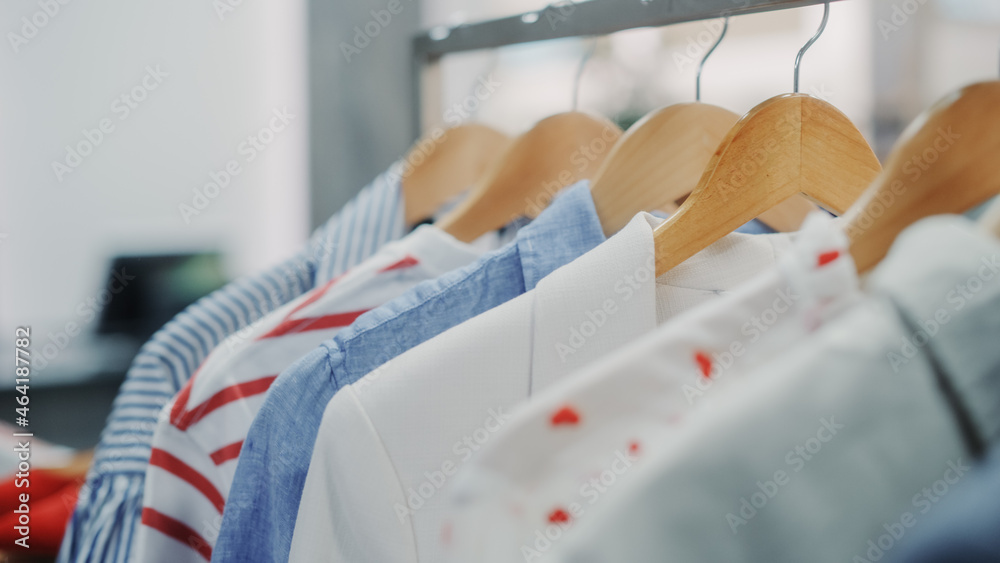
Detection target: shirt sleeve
<box><xmin>133</xmin><ymin>400</ymin><xmax>230</xmax><ymax>563</ymax></box>
<box><xmin>60</xmin><ymin>254</ymin><xmax>315</xmax><ymax>563</ymax></box>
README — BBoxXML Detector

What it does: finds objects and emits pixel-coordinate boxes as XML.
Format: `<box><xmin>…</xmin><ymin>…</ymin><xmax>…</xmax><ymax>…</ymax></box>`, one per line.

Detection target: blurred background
<box><xmin>0</xmin><ymin>0</ymin><xmax>998</xmax><ymax>449</ymax></box>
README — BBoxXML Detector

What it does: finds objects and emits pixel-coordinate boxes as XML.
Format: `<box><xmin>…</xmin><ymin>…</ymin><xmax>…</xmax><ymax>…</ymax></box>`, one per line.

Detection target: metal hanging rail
<box><xmin>411</xmin><ymin>0</ymin><xmax>844</xmax><ymax>136</ymax></box>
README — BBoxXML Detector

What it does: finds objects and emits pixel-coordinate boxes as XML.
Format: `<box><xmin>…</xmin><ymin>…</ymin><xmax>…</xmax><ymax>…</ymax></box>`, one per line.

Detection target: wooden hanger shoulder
<box><xmin>590</xmin><ymin>103</ymin><xmax>739</xmax><ymax>235</ymax></box>
<box><xmin>400</xmin><ymin>123</ymin><xmax>512</xmax><ymax>226</ymax></box>
<box><xmin>845</xmin><ymin>81</ymin><xmax>1000</xmax><ymax>272</ymax></box>
<box><xmin>652</xmin><ymin>93</ymin><xmax>881</xmax><ymax>276</ymax></box>
<box><xmin>436</xmin><ymin>112</ymin><xmax>622</xmax><ymax>243</ymax></box>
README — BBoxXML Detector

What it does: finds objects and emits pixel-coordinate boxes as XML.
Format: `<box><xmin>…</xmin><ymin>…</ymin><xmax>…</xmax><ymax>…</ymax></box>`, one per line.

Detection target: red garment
<box><xmin>0</xmin><ymin>469</ymin><xmax>77</xmax><ymax>515</ymax></box>
<box><xmin>0</xmin><ymin>481</ymin><xmax>82</xmax><ymax>555</ymax></box>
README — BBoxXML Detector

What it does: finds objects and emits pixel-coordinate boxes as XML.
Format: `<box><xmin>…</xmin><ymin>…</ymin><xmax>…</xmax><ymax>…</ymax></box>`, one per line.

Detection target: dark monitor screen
<box><xmin>96</xmin><ymin>252</ymin><xmax>228</xmax><ymax>341</ymax></box>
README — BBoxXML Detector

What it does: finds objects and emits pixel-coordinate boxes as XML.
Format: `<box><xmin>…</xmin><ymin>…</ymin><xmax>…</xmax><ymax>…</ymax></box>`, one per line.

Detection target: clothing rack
<box><xmin>410</xmin><ymin>0</ymin><xmax>845</xmax><ymax>138</ymax></box>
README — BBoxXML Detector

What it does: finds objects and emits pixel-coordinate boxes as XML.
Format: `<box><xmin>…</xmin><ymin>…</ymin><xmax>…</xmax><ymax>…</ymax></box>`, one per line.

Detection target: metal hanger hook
<box><xmin>794</xmin><ymin>2</ymin><xmax>829</xmax><ymax>93</ymax></box>
<box><xmin>572</xmin><ymin>37</ymin><xmax>598</xmax><ymax>111</ymax></box>
<box><xmin>696</xmin><ymin>16</ymin><xmax>729</xmax><ymax>102</ymax></box>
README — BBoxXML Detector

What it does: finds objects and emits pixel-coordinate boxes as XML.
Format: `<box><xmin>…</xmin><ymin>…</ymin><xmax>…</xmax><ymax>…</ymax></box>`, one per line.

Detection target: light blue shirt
<box><xmin>213</xmin><ymin>182</ymin><xmax>608</xmax><ymax>562</ymax></box>
<box><xmin>60</xmin><ymin>170</ymin><xmax>405</xmax><ymax>563</ymax></box>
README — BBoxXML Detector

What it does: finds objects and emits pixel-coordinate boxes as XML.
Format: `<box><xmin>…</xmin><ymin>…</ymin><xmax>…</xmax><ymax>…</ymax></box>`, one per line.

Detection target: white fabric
<box><xmin>551</xmin><ymin>215</ymin><xmax>1000</xmax><ymax>563</ymax></box>
<box><xmin>442</xmin><ymin>213</ymin><xmax>860</xmax><ymax>563</ymax></box>
<box><xmin>289</xmin><ymin>213</ymin><xmax>793</xmax><ymax>562</ymax></box>
<box><xmin>134</xmin><ymin>225</ymin><xmax>499</xmax><ymax>562</ymax></box>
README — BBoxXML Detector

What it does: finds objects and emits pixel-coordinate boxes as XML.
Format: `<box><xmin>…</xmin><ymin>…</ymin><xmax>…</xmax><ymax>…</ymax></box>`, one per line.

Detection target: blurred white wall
<box><xmin>0</xmin><ymin>1</ymin><xmax>309</xmax><ymax>345</ymax></box>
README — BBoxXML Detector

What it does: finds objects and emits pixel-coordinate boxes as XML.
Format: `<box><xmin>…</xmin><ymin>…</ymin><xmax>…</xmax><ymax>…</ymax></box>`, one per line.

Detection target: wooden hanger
<box><xmin>979</xmin><ymin>196</ymin><xmax>1000</xmax><ymax>239</ymax></box>
<box><xmin>650</xmin><ymin>94</ymin><xmax>881</xmax><ymax>275</ymax></box>
<box><xmin>590</xmin><ymin>17</ymin><xmax>819</xmax><ymax>236</ymax></box>
<box><xmin>844</xmin><ymin>81</ymin><xmax>1000</xmax><ymax>272</ymax></box>
<box><xmin>651</xmin><ymin>3</ymin><xmax>882</xmax><ymax>276</ymax></box>
<box><xmin>436</xmin><ymin>112</ymin><xmax>622</xmax><ymax>243</ymax></box>
<box><xmin>400</xmin><ymin>124</ymin><xmax>512</xmax><ymax>226</ymax></box>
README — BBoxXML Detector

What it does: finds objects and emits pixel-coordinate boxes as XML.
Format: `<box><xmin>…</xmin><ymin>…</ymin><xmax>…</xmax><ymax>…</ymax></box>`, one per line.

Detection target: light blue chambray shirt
<box><xmin>60</xmin><ymin>169</ymin><xmax>405</xmax><ymax>563</ymax></box>
<box><xmin>212</xmin><ymin>182</ymin><xmax>607</xmax><ymax>562</ymax></box>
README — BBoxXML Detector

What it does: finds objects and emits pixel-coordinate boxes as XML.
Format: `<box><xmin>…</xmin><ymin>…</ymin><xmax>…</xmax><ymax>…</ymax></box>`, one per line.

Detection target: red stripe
<box><xmin>169</xmin><ymin>364</ymin><xmax>205</xmax><ymax>426</ymax></box>
<box><xmin>250</xmin><ymin>275</ymin><xmax>347</xmax><ymax>341</ymax></box>
<box><xmin>149</xmin><ymin>449</ymin><xmax>225</xmax><ymax>514</ymax></box>
<box><xmin>209</xmin><ymin>441</ymin><xmax>243</xmax><ymax>465</ymax></box>
<box><xmin>256</xmin><ymin>309</ymin><xmax>370</xmax><ymax>340</ymax></box>
<box><xmin>173</xmin><ymin>376</ymin><xmax>277</xmax><ymax>431</ymax></box>
<box><xmin>142</xmin><ymin>507</ymin><xmax>213</xmax><ymax>561</ymax></box>
<box><xmin>286</xmin><ymin>276</ymin><xmax>341</xmax><ymax>318</ymax></box>
<box><xmin>378</xmin><ymin>255</ymin><xmax>419</xmax><ymax>273</ymax></box>
<box><xmin>170</xmin><ymin>277</ymin><xmax>343</xmax><ymax>424</ymax></box>
<box><xmin>170</xmin><ymin>380</ymin><xmax>195</xmax><ymax>427</ymax></box>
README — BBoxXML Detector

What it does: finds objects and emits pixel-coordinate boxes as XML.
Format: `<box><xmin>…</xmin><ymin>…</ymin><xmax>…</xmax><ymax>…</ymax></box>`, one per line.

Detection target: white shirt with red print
<box><xmin>288</xmin><ymin>213</ymin><xmax>793</xmax><ymax>563</ymax></box>
<box><xmin>442</xmin><ymin>213</ymin><xmax>860</xmax><ymax>563</ymax></box>
<box><xmin>134</xmin><ymin>225</ymin><xmax>502</xmax><ymax>563</ymax></box>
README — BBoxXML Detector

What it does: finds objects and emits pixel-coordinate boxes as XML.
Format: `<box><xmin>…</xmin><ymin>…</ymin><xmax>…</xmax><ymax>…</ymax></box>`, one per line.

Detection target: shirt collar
<box><xmin>656</xmin><ymin>222</ymin><xmax>793</xmax><ymax>292</ymax></box>
<box><xmin>869</xmin><ymin>215</ymin><xmax>1000</xmax><ymax>447</ymax></box>
<box><xmin>516</xmin><ymin>180</ymin><xmax>606</xmax><ymax>290</ymax></box>
<box><xmin>530</xmin><ymin>212</ymin><xmax>793</xmax><ymax>390</ymax></box>
<box><xmin>400</xmin><ymin>224</ymin><xmax>500</xmax><ymax>277</ymax></box>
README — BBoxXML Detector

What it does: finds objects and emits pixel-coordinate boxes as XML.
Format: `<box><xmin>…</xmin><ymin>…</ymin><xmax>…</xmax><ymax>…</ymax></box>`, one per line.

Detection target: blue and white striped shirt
<box><xmin>58</xmin><ymin>169</ymin><xmax>405</xmax><ymax>563</ymax></box>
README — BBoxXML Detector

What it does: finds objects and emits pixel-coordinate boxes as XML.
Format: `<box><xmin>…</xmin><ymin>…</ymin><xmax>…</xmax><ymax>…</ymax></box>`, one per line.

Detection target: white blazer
<box><xmin>289</xmin><ymin>213</ymin><xmax>792</xmax><ymax>562</ymax></box>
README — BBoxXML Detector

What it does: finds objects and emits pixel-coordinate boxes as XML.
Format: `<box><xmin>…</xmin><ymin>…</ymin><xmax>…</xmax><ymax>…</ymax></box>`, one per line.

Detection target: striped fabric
<box><xmin>131</xmin><ymin>225</ymin><xmax>496</xmax><ymax>562</ymax></box>
<box><xmin>58</xmin><ymin>169</ymin><xmax>405</xmax><ymax>563</ymax></box>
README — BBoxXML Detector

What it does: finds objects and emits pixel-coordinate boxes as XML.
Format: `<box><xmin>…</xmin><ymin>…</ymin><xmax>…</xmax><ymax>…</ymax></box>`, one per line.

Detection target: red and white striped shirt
<box><xmin>135</xmin><ymin>225</ymin><xmax>502</xmax><ymax>562</ymax></box>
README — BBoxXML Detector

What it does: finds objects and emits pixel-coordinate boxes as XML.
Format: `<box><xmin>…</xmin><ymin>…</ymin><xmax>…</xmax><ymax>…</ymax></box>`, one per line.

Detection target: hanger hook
<box><xmin>572</xmin><ymin>37</ymin><xmax>598</xmax><ymax>111</ymax></box>
<box><xmin>696</xmin><ymin>16</ymin><xmax>729</xmax><ymax>102</ymax></box>
<box><xmin>794</xmin><ymin>2</ymin><xmax>829</xmax><ymax>93</ymax></box>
